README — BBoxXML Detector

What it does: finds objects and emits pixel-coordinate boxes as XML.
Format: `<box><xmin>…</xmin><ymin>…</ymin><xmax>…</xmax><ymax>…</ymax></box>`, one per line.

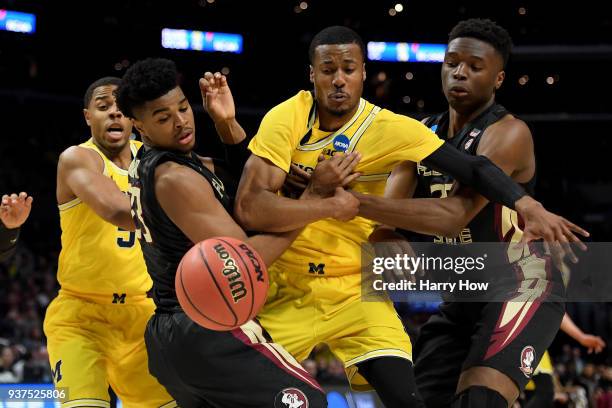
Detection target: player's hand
<box><xmin>282</xmin><ymin>164</ymin><xmax>311</xmax><ymax>198</ymax></box>
<box><xmin>1</xmin><ymin>192</ymin><xmax>33</xmax><ymax>229</ymax></box>
<box><xmin>579</xmin><ymin>334</ymin><xmax>606</xmax><ymax>354</ymax></box>
<box><xmin>369</xmin><ymin>227</ymin><xmax>420</xmax><ymax>284</ymax></box>
<box><xmin>329</xmin><ymin>187</ymin><xmax>359</xmax><ymax>222</ymax></box>
<box><xmin>308</xmin><ymin>153</ymin><xmax>361</xmax><ymax>198</ymax></box>
<box><xmin>199</xmin><ymin>72</ymin><xmax>236</xmax><ymax>124</ymax></box>
<box><xmin>516</xmin><ymin>196</ymin><xmax>589</xmax><ymax>264</ymax></box>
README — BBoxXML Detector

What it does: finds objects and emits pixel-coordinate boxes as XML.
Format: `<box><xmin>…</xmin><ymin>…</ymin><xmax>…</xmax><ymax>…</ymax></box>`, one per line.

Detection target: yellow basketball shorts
<box><xmin>258</xmin><ymin>269</ymin><xmax>412</xmax><ymax>391</ymax></box>
<box><xmin>43</xmin><ymin>293</ymin><xmax>176</xmax><ymax>408</ymax></box>
<box><xmin>525</xmin><ymin>350</ymin><xmax>554</xmax><ymax>390</ymax></box>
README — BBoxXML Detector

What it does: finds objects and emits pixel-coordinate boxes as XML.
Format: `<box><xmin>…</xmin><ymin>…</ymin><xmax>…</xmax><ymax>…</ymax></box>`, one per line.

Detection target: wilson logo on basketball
<box><xmin>238</xmin><ymin>243</ymin><xmax>265</xmax><ymax>282</ymax></box>
<box><xmin>213</xmin><ymin>243</ymin><xmax>247</xmax><ymax>303</ymax></box>
<box><xmin>274</xmin><ymin>388</ymin><xmax>308</xmax><ymax>408</ymax></box>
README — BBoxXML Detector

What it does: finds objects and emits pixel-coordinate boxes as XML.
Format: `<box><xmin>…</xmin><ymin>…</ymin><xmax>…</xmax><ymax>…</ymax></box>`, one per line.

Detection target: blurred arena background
<box><xmin>0</xmin><ymin>1</ymin><xmax>610</xmax><ymax>406</ymax></box>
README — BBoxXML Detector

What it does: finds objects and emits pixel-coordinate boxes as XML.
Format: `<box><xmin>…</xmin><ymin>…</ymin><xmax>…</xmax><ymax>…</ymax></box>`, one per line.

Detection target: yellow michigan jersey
<box><xmin>56</xmin><ymin>138</ymin><xmax>151</xmax><ymax>302</ymax></box>
<box><xmin>44</xmin><ymin>138</ymin><xmax>175</xmax><ymax>408</ymax></box>
<box><xmin>249</xmin><ymin>90</ymin><xmax>444</xmax><ymax>390</ymax></box>
<box><xmin>249</xmin><ymin>90</ymin><xmax>443</xmax><ymax>278</ymax></box>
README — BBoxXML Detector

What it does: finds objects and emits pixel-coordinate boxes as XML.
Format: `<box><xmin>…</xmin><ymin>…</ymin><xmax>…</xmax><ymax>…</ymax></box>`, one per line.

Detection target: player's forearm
<box><xmin>355</xmin><ymin>192</ymin><xmax>467</xmax><ymax>237</ymax></box>
<box><xmin>423</xmin><ymin>143</ymin><xmax>525</xmax><ymax>210</ymax></box>
<box><xmin>214</xmin><ymin>118</ymin><xmax>246</xmax><ymax>145</ymax></box>
<box><xmin>246</xmin><ymin>229</ymin><xmax>302</xmax><ymax>266</ymax></box>
<box><xmin>235</xmin><ymin>189</ymin><xmax>334</xmax><ymax>232</ymax></box>
<box><xmin>560</xmin><ymin>313</ymin><xmax>584</xmax><ymax>342</ymax></box>
<box><xmin>0</xmin><ymin>225</ymin><xmax>19</xmax><ymax>262</ymax></box>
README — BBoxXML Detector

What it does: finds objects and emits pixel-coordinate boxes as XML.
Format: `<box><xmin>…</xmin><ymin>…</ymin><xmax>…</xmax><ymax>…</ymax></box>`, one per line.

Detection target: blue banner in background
<box><xmin>0</xmin><ymin>10</ymin><xmax>36</xmax><ymax>34</ymax></box>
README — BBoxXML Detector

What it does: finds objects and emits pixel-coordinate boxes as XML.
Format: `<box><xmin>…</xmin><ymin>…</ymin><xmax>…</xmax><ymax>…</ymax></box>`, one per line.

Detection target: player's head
<box><xmin>442</xmin><ymin>19</ymin><xmax>512</xmax><ymax>113</ymax></box>
<box><xmin>309</xmin><ymin>26</ymin><xmax>366</xmax><ymax>119</ymax></box>
<box><xmin>83</xmin><ymin>76</ymin><xmax>132</xmax><ymax>153</ymax></box>
<box><xmin>116</xmin><ymin>58</ymin><xmax>195</xmax><ymax>152</ymax></box>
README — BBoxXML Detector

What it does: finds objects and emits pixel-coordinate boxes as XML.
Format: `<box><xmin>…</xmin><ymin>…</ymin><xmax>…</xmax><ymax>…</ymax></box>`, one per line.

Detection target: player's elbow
<box><xmin>234</xmin><ymin>191</ymin><xmax>259</xmax><ymax>231</ymax></box>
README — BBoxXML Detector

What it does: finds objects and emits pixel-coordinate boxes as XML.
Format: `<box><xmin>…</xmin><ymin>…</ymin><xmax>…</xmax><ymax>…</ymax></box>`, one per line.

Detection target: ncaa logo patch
<box><xmin>519</xmin><ymin>345</ymin><xmax>536</xmax><ymax>378</ymax></box>
<box><xmin>275</xmin><ymin>388</ymin><xmax>309</xmax><ymax>408</ymax></box>
<box><xmin>332</xmin><ymin>134</ymin><xmax>350</xmax><ymax>153</ymax></box>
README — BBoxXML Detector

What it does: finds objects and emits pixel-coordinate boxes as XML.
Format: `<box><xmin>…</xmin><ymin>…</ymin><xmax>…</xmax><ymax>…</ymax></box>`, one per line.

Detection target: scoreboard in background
<box><xmin>367</xmin><ymin>42</ymin><xmax>445</xmax><ymax>63</ymax></box>
<box><xmin>162</xmin><ymin>28</ymin><xmax>243</xmax><ymax>54</ymax></box>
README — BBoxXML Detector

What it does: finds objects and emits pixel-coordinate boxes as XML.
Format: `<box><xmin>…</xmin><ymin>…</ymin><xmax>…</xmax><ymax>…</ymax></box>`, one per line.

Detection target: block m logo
<box><xmin>51</xmin><ymin>360</ymin><xmax>62</xmax><ymax>382</ymax></box>
<box><xmin>112</xmin><ymin>293</ymin><xmax>126</xmax><ymax>304</ymax></box>
<box><xmin>308</xmin><ymin>263</ymin><xmax>325</xmax><ymax>275</ymax></box>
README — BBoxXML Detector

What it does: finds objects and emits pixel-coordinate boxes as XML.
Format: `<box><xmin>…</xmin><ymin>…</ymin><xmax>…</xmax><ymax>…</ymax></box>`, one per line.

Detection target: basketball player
<box><xmin>116</xmin><ymin>58</ymin><xmax>359</xmax><ymax>408</ymax></box>
<box><xmin>352</xmin><ymin>19</ymin><xmax>588</xmax><ymax>407</ymax></box>
<box><xmin>234</xmin><ymin>26</ymin><xmax>585</xmax><ymax>407</ymax></box>
<box><xmin>0</xmin><ymin>192</ymin><xmax>33</xmax><ymax>261</ymax></box>
<box><xmin>524</xmin><ymin>313</ymin><xmax>605</xmax><ymax>408</ymax></box>
<box><xmin>43</xmin><ymin>76</ymin><xmax>176</xmax><ymax>408</ymax></box>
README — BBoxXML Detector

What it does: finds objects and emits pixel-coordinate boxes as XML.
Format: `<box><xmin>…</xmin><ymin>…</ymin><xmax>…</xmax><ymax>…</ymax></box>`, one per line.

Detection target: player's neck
<box><xmin>448</xmin><ymin>97</ymin><xmax>495</xmax><ymax>137</ymax></box>
<box><xmin>93</xmin><ymin>139</ymin><xmax>132</xmax><ymax>170</ymax></box>
<box><xmin>317</xmin><ymin>105</ymin><xmax>359</xmax><ymax>132</ymax></box>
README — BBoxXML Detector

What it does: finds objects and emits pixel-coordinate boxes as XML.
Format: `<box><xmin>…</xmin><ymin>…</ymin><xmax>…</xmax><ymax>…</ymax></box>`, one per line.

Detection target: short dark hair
<box><xmin>449</xmin><ymin>18</ymin><xmax>513</xmax><ymax>67</ymax></box>
<box><xmin>116</xmin><ymin>58</ymin><xmax>179</xmax><ymax>118</ymax></box>
<box><xmin>308</xmin><ymin>25</ymin><xmax>366</xmax><ymax>63</ymax></box>
<box><xmin>83</xmin><ymin>77</ymin><xmax>121</xmax><ymax>108</ymax></box>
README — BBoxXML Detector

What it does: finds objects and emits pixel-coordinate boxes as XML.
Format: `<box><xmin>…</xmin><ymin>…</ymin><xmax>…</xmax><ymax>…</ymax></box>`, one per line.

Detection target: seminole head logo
<box><xmin>519</xmin><ymin>345</ymin><xmax>536</xmax><ymax>378</ymax></box>
<box><xmin>275</xmin><ymin>388</ymin><xmax>309</xmax><ymax>408</ymax></box>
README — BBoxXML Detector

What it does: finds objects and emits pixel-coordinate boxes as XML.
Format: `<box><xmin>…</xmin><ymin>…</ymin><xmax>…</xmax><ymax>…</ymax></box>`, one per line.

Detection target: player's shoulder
<box><xmin>58</xmin><ymin>144</ymin><xmax>104</xmax><ymax>172</ymax></box>
<box><xmin>263</xmin><ymin>90</ymin><xmax>313</xmax><ymax>119</ymax></box>
<box><xmin>485</xmin><ymin>114</ymin><xmax>532</xmax><ymax>142</ymax></box>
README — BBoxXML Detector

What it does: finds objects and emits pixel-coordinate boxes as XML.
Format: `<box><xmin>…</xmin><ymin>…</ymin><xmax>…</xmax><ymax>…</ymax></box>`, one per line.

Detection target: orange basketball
<box><xmin>175</xmin><ymin>237</ymin><xmax>269</xmax><ymax>331</ymax></box>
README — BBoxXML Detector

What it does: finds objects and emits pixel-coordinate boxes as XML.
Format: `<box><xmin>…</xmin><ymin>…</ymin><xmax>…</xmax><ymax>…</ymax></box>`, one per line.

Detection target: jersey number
<box><xmin>117</xmin><ymin>227</ymin><xmax>136</xmax><ymax>248</ymax></box>
<box><xmin>129</xmin><ymin>185</ymin><xmax>153</xmax><ymax>243</ymax></box>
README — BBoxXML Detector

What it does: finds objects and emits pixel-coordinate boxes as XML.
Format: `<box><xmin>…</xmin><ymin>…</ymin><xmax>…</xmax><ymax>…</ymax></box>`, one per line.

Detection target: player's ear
<box><xmin>83</xmin><ymin>109</ymin><xmax>91</xmax><ymax>127</ymax></box>
<box><xmin>309</xmin><ymin>65</ymin><xmax>314</xmax><ymax>84</ymax></box>
<box><xmin>495</xmin><ymin>70</ymin><xmax>505</xmax><ymax>90</ymax></box>
<box><xmin>362</xmin><ymin>63</ymin><xmax>367</xmax><ymax>82</ymax></box>
<box><xmin>132</xmin><ymin>119</ymin><xmax>145</xmax><ymax>136</ymax></box>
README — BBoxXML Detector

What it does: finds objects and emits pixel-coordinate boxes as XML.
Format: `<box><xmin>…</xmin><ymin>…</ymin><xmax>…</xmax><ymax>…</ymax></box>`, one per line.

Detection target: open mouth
<box><xmin>178</xmin><ymin>132</ymin><xmax>193</xmax><ymax>145</ymax></box>
<box><xmin>449</xmin><ymin>86</ymin><xmax>468</xmax><ymax>96</ymax></box>
<box><xmin>106</xmin><ymin>125</ymin><xmax>124</xmax><ymax>139</ymax></box>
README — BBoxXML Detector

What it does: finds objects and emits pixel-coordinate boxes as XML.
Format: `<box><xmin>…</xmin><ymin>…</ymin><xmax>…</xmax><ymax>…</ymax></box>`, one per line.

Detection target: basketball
<box><xmin>175</xmin><ymin>237</ymin><xmax>269</xmax><ymax>331</ymax></box>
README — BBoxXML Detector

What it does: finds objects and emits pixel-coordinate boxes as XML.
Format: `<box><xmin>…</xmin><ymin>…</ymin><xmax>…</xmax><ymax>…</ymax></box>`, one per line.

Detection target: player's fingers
<box><xmin>562</xmin><ymin>218</ymin><xmax>589</xmax><ymax>238</ymax></box>
<box><xmin>1</xmin><ymin>195</ymin><xmax>8</xmax><ymax>205</ymax></box>
<box><xmin>25</xmin><ymin>196</ymin><xmax>33</xmax><ymax>207</ymax></box>
<box><xmin>341</xmin><ymin>172</ymin><xmax>361</xmax><ymax>187</ymax></box>
<box><xmin>317</xmin><ymin>154</ymin><xmax>325</xmax><ymax>163</ymax></box>
<box><xmin>290</xmin><ymin>164</ymin><xmax>311</xmax><ymax>180</ymax></box>
<box><xmin>10</xmin><ymin>193</ymin><xmax>18</xmax><ymax>201</ymax></box>
<box><xmin>340</xmin><ymin>152</ymin><xmax>361</xmax><ymax>176</ymax></box>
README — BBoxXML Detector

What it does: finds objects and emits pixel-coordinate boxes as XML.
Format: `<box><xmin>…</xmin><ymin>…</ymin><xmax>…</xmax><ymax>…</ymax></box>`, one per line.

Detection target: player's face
<box><xmin>310</xmin><ymin>43</ymin><xmax>366</xmax><ymax>118</ymax></box>
<box><xmin>84</xmin><ymin>85</ymin><xmax>132</xmax><ymax>152</ymax></box>
<box><xmin>132</xmin><ymin>87</ymin><xmax>196</xmax><ymax>153</ymax></box>
<box><xmin>442</xmin><ymin>37</ymin><xmax>505</xmax><ymax>114</ymax></box>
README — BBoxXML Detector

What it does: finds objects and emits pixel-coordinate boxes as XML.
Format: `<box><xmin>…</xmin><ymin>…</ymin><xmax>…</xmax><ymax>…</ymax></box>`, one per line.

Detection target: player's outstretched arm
<box><xmin>57</xmin><ymin>146</ymin><xmax>134</xmax><ymax>231</ymax></box>
<box><xmin>200</xmin><ymin>71</ymin><xmax>246</xmax><ymax>145</ymax></box>
<box><xmin>560</xmin><ymin>313</ymin><xmax>606</xmax><ymax>354</ymax></box>
<box><xmin>419</xmin><ymin>121</ymin><xmax>588</xmax><ymax>246</ymax></box>
<box><xmin>156</xmin><ymin>162</ymin><xmax>358</xmax><ymax>265</ymax></box>
<box><xmin>234</xmin><ymin>153</ymin><xmax>360</xmax><ymax>232</ymax></box>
